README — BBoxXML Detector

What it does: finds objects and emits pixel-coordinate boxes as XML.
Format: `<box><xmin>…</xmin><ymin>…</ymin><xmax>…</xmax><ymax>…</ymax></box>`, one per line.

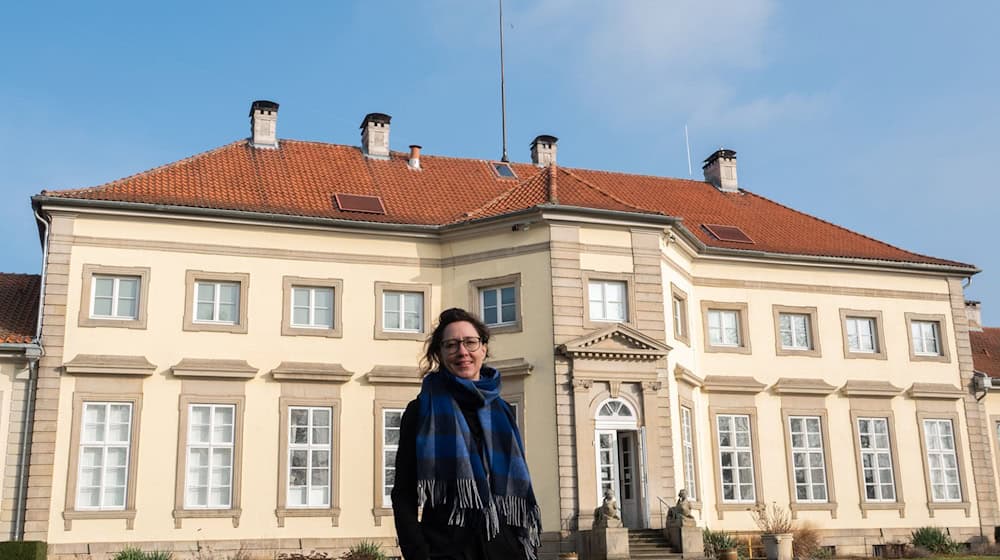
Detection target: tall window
<box><xmin>588</xmin><ymin>281</ymin><xmax>627</xmax><ymax>322</ymax></box>
<box><xmin>716</xmin><ymin>414</ymin><xmax>755</xmax><ymax>503</ymax></box>
<box><xmin>846</xmin><ymin>317</ymin><xmax>878</xmax><ymax>353</ymax></box>
<box><xmin>480</xmin><ymin>286</ymin><xmax>516</xmax><ymax>327</ymax></box>
<box><xmin>788</xmin><ymin>416</ymin><xmax>828</xmax><ymax>502</ymax></box>
<box><xmin>195</xmin><ymin>281</ymin><xmax>240</xmax><ymax>324</ymax></box>
<box><xmin>681</xmin><ymin>407</ymin><xmax>697</xmax><ymax>501</ymax></box>
<box><xmin>77</xmin><ymin>402</ymin><xmax>132</xmax><ymax>509</ymax></box>
<box><xmin>857</xmin><ymin>417</ymin><xmax>896</xmax><ymax>501</ymax></box>
<box><xmin>779</xmin><ymin>313</ymin><xmax>811</xmax><ymax>350</ymax></box>
<box><xmin>90</xmin><ymin>276</ymin><xmax>139</xmax><ymax>320</ymax></box>
<box><xmin>383</xmin><ymin>291</ymin><xmax>423</xmax><ymax>332</ymax></box>
<box><xmin>291</xmin><ymin>286</ymin><xmax>334</xmax><ymax>329</ymax></box>
<box><xmin>185</xmin><ymin>404</ymin><xmax>235</xmax><ymax>508</ymax></box>
<box><xmin>382</xmin><ymin>409</ymin><xmax>403</xmax><ymax>507</ymax></box>
<box><xmin>923</xmin><ymin>419</ymin><xmax>961</xmax><ymax>502</ymax></box>
<box><xmin>911</xmin><ymin>321</ymin><xmax>942</xmax><ymax>356</ymax></box>
<box><xmin>673</xmin><ymin>297</ymin><xmax>687</xmax><ymax>340</ymax></box>
<box><xmin>287</xmin><ymin>407</ymin><xmax>331</xmax><ymax>507</ymax></box>
<box><xmin>708</xmin><ymin>310</ymin><xmax>740</xmax><ymax>347</ymax></box>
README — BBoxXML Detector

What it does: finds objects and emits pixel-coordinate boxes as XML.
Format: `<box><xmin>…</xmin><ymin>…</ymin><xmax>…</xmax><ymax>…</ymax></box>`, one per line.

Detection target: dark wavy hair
<box><xmin>420</xmin><ymin>307</ymin><xmax>491</xmax><ymax>374</ymax></box>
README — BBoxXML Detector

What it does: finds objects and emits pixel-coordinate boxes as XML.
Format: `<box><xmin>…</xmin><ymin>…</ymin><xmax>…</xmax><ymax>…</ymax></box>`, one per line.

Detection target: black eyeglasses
<box><xmin>442</xmin><ymin>337</ymin><xmax>483</xmax><ymax>353</ymax></box>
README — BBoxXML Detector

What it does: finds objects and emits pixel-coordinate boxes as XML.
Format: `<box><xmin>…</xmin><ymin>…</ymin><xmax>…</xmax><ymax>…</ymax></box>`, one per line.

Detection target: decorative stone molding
<box><xmin>673</xmin><ymin>364</ymin><xmax>703</xmax><ymax>388</ymax></box>
<box><xmin>572</xmin><ymin>378</ymin><xmax>594</xmax><ymax>391</ymax></box>
<box><xmin>63</xmin><ymin>354</ymin><xmax>156</xmax><ymax>376</ymax></box>
<box><xmin>701</xmin><ymin>375</ymin><xmax>766</xmax><ymax>394</ymax></box>
<box><xmin>170</xmin><ymin>358</ymin><xmax>257</xmax><ymax>379</ymax></box>
<box><xmin>364</xmin><ymin>365</ymin><xmax>423</xmax><ymax>385</ymax></box>
<box><xmin>558</xmin><ymin>323</ymin><xmax>671</xmax><ymax>361</ymax></box>
<box><xmin>771</xmin><ymin>377</ymin><xmax>837</xmax><ymax>396</ymax></box>
<box><xmin>490</xmin><ymin>357</ymin><xmax>533</xmax><ymax>378</ymax></box>
<box><xmin>908</xmin><ymin>383</ymin><xmax>965</xmax><ymax>400</ymax></box>
<box><xmin>609</xmin><ymin>380</ymin><xmax>622</xmax><ymax>398</ymax></box>
<box><xmin>840</xmin><ymin>379</ymin><xmax>902</xmax><ymax>398</ymax></box>
<box><xmin>269</xmin><ymin>362</ymin><xmax>352</xmax><ymax>383</ymax></box>
<box><xmin>641</xmin><ymin>381</ymin><xmax>663</xmax><ymax>393</ymax></box>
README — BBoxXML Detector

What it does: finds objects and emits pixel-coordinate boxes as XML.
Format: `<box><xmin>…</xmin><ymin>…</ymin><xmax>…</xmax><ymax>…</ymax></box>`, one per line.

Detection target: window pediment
<box><xmin>63</xmin><ymin>354</ymin><xmax>156</xmax><ymax>376</ymax></box>
<box><xmin>558</xmin><ymin>324</ymin><xmax>671</xmax><ymax>361</ymax></box>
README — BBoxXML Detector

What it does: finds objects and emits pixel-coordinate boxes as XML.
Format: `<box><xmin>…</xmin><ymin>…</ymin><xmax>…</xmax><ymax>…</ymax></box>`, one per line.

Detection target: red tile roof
<box><xmin>0</xmin><ymin>273</ymin><xmax>40</xmax><ymax>344</ymax></box>
<box><xmin>972</xmin><ymin>327</ymin><xmax>1000</xmax><ymax>379</ymax></box>
<box><xmin>39</xmin><ymin>139</ymin><xmax>971</xmax><ymax>269</ymax></box>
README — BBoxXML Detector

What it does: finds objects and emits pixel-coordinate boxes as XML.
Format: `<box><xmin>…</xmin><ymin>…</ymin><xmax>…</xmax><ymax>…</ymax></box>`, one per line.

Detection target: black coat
<box><xmin>391</xmin><ymin>399</ymin><xmax>528</xmax><ymax>560</ymax></box>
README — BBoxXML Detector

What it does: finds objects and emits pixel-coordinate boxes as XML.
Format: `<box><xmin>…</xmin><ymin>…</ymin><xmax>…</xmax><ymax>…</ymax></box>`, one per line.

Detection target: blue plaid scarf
<box><xmin>415</xmin><ymin>367</ymin><xmax>541</xmax><ymax>559</ymax></box>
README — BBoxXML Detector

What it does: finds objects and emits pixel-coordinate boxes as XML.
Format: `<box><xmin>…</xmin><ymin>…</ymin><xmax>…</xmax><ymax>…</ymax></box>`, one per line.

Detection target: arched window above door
<box><xmin>598</xmin><ymin>399</ymin><xmax>634</xmax><ymax>419</ymax></box>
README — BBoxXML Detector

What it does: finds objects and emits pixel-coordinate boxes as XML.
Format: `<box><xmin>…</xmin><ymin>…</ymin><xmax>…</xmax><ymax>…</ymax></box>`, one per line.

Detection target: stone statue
<box><xmin>666</xmin><ymin>489</ymin><xmax>695</xmax><ymax>527</ymax></box>
<box><xmin>592</xmin><ymin>488</ymin><xmax>623</xmax><ymax>528</ymax></box>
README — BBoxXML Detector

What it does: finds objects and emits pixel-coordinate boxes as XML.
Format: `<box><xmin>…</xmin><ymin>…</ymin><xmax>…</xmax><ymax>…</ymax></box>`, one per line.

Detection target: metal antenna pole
<box><xmin>499</xmin><ymin>0</ymin><xmax>509</xmax><ymax>162</ymax></box>
<box><xmin>685</xmin><ymin>124</ymin><xmax>693</xmax><ymax>177</ymax></box>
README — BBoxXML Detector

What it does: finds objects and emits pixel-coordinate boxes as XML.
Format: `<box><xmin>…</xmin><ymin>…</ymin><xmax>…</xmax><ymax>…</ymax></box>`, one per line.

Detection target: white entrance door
<box><xmin>595</xmin><ymin>429</ymin><xmax>621</xmax><ymax>505</ymax></box>
<box><xmin>618</xmin><ymin>431</ymin><xmax>640</xmax><ymax>528</ymax></box>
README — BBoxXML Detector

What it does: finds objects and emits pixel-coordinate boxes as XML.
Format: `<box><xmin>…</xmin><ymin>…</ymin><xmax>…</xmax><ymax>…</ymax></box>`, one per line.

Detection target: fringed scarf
<box><xmin>415</xmin><ymin>367</ymin><xmax>541</xmax><ymax>560</ymax></box>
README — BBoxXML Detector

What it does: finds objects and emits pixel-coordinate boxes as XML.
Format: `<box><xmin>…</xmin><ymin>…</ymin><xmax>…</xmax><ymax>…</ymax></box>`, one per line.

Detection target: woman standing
<box><xmin>391</xmin><ymin>308</ymin><xmax>541</xmax><ymax>560</ymax></box>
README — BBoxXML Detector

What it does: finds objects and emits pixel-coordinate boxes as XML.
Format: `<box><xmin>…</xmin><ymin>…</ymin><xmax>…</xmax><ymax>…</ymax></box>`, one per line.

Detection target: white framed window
<box><xmin>857</xmin><ymin>417</ymin><xmax>896</xmax><ymax>502</ymax></box>
<box><xmin>291</xmin><ymin>286</ymin><xmax>334</xmax><ymax>329</ymax></box>
<box><xmin>846</xmin><ymin>317</ymin><xmax>878</xmax><ymax>353</ymax></box>
<box><xmin>382</xmin><ymin>408</ymin><xmax>403</xmax><ymax>507</ymax></box>
<box><xmin>923</xmin><ymin>419</ymin><xmax>961</xmax><ymax>502</ymax></box>
<box><xmin>588</xmin><ymin>281</ymin><xmax>627</xmax><ymax>322</ymax></box>
<box><xmin>479</xmin><ymin>285</ymin><xmax>516</xmax><ymax>327</ymax></box>
<box><xmin>673</xmin><ymin>297</ymin><xmax>686</xmax><ymax>339</ymax></box>
<box><xmin>194</xmin><ymin>281</ymin><xmax>241</xmax><ymax>324</ymax></box>
<box><xmin>911</xmin><ymin>321</ymin><xmax>941</xmax><ymax>356</ymax></box>
<box><xmin>287</xmin><ymin>407</ymin><xmax>332</xmax><ymax>508</ymax></box>
<box><xmin>789</xmin><ymin>416</ymin><xmax>828</xmax><ymax>502</ymax></box>
<box><xmin>717</xmin><ymin>414</ymin><xmax>755</xmax><ymax>503</ymax></box>
<box><xmin>185</xmin><ymin>404</ymin><xmax>235</xmax><ymax>508</ymax></box>
<box><xmin>90</xmin><ymin>276</ymin><xmax>140</xmax><ymax>320</ymax></box>
<box><xmin>681</xmin><ymin>407</ymin><xmax>697</xmax><ymax>501</ymax></box>
<box><xmin>708</xmin><ymin>310</ymin><xmax>740</xmax><ymax>347</ymax></box>
<box><xmin>76</xmin><ymin>402</ymin><xmax>132</xmax><ymax>510</ymax></box>
<box><xmin>779</xmin><ymin>313</ymin><xmax>811</xmax><ymax>350</ymax></box>
<box><xmin>383</xmin><ymin>291</ymin><xmax>423</xmax><ymax>332</ymax></box>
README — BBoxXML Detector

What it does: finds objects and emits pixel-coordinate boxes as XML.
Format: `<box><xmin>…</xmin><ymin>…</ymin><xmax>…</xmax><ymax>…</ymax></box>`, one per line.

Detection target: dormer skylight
<box><xmin>703</xmin><ymin>224</ymin><xmax>754</xmax><ymax>244</ymax></box>
<box><xmin>492</xmin><ymin>162</ymin><xmax>517</xmax><ymax>179</ymax></box>
<box><xmin>333</xmin><ymin>193</ymin><xmax>387</xmax><ymax>214</ymax></box>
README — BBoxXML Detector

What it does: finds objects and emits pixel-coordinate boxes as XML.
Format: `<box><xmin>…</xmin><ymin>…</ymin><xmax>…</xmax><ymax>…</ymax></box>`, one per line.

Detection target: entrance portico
<box><xmin>558</xmin><ymin>323</ymin><xmax>673</xmax><ymax>530</ymax></box>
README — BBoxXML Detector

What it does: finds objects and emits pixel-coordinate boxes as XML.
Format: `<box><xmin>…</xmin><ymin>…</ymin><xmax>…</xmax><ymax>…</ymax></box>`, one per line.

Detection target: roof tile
<box><xmin>972</xmin><ymin>327</ymin><xmax>1000</xmax><ymax>379</ymax></box>
<box><xmin>0</xmin><ymin>273</ymin><xmax>40</xmax><ymax>344</ymax></box>
<box><xmin>40</xmin><ymin>139</ymin><xmax>971</xmax><ymax>268</ymax></box>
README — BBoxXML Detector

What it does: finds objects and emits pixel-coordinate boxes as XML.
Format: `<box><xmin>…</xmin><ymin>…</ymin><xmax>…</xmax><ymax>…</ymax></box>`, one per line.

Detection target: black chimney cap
<box><xmin>702</xmin><ymin>148</ymin><xmax>737</xmax><ymax>164</ymax></box>
<box><xmin>361</xmin><ymin>113</ymin><xmax>392</xmax><ymax>128</ymax></box>
<box><xmin>531</xmin><ymin>134</ymin><xmax>559</xmax><ymax>146</ymax></box>
<box><xmin>249</xmin><ymin>100</ymin><xmax>279</xmax><ymax>116</ymax></box>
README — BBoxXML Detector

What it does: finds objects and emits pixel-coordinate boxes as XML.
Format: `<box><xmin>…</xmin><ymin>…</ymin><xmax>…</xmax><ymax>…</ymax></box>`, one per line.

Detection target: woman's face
<box><xmin>440</xmin><ymin>320</ymin><xmax>487</xmax><ymax>381</ymax></box>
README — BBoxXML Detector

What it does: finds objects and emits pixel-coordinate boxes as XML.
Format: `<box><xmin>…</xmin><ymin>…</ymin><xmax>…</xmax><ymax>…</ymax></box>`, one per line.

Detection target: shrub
<box><xmin>112</xmin><ymin>548</ymin><xmax>172</xmax><ymax>560</ymax></box>
<box><xmin>793</xmin><ymin>522</ymin><xmax>821</xmax><ymax>559</ymax></box>
<box><xmin>703</xmin><ymin>528</ymin><xmax>738</xmax><ymax>559</ymax></box>
<box><xmin>910</xmin><ymin>527</ymin><xmax>961</xmax><ymax>554</ymax></box>
<box><xmin>340</xmin><ymin>542</ymin><xmax>385</xmax><ymax>560</ymax></box>
<box><xmin>0</xmin><ymin>541</ymin><xmax>47</xmax><ymax>560</ymax></box>
<box><xmin>750</xmin><ymin>502</ymin><xmax>793</xmax><ymax>534</ymax></box>
<box><xmin>277</xmin><ymin>553</ymin><xmax>330</xmax><ymax>560</ymax></box>
<box><xmin>903</xmin><ymin>545</ymin><xmax>931</xmax><ymax>558</ymax></box>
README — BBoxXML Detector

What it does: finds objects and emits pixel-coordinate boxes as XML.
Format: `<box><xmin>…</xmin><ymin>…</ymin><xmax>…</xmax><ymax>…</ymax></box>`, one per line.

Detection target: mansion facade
<box><xmin>0</xmin><ymin>101</ymin><xmax>996</xmax><ymax>558</ymax></box>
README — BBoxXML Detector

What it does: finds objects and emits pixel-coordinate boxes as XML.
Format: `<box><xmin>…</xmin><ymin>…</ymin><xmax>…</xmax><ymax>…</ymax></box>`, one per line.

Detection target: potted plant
<box><xmin>751</xmin><ymin>503</ymin><xmax>794</xmax><ymax>560</ymax></box>
<box><xmin>703</xmin><ymin>528</ymin><xmax>739</xmax><ymax>560</ymax></box>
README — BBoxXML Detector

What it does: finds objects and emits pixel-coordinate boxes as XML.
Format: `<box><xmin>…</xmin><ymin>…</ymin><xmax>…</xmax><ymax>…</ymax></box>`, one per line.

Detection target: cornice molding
<box><xmin>701</xmin><ymin>375</ymin><xmax>766</xmax><ymax>394</ymax></box>
<box><xmin>365</xmin><ymin>365</ymin><xmax>423</xmax><ymax>385</ymax></box>
<box><xmin>771</xmin><ymin>377</ymin><xmax>837</xmax><ymax>396</ymax></box>
<box><xmin>840</xmin><ymin>379</ymin><xmax>903</xmax><ymax>398</ymax></box>
<box><xmin>170</xmin><ymin>358</ymin><xmax>257</xmax><ymax>380</ymax></box>
<box><xmin>270</xmin><ymin>361</ymin><xmax>353</xmax><ymax>383</ymax></box>
<box><xmin>63</xmin><ymin>354</ymin><xmax>156</xmax><ymax>376</ymax></box>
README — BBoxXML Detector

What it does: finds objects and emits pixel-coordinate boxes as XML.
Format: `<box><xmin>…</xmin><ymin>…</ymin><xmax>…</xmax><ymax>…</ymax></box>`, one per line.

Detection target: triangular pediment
<box><xmin>558</xmin><ymin>323</ymin><xmax>671</xmax><ymax>361</ymax></box>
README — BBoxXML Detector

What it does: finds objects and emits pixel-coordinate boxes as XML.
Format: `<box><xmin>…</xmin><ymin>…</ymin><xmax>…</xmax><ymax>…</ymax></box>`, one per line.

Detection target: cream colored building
<box><xmin>6</xmin><ymin>101</ymin><xmax>998</xmax><ymax>558</ymax></box>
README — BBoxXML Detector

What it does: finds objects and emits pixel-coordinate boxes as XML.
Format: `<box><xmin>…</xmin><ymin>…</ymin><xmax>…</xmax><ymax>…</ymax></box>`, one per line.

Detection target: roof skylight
<box><xmin>333</xmin><ymin>193</ymin><xmax>387</xmax><ymax>214</ymax></box>
<box><xmin>703</xmin><ymin>224</ymin><xmax>754</xmax><ymax>244</ymax></box>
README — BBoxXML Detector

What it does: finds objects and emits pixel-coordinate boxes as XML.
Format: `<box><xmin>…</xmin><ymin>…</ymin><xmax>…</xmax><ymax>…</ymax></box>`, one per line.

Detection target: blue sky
<box><xmin>2</xmin><ymin>1</ymin><xmax>998</xmax><ymax>324</ymax></box>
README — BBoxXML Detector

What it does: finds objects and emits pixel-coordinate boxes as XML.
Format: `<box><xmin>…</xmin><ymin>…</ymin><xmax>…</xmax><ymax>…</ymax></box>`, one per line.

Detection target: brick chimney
<box><xmin>967</xmin><ymin>300</ymin><xmax>983</xmax><ymax>331</ymax></box>
<box><xmin>361</xmin><ymin>113</ymin><xmax>391</xmax><ymax>159</ymax></box>
<box><xmin>703</xmin><ymin>149</ymin><xmax>738</xmax><ymax>192</ymax></box>
<box><xmin>249</xmin><ymin>100</ymin><xmax>279</xmax><ymax>149</ymax></box>
<box><xmin>530</xmin><ymin>135</ymin><xmax>558</xmax><ymax>166</ymax></box>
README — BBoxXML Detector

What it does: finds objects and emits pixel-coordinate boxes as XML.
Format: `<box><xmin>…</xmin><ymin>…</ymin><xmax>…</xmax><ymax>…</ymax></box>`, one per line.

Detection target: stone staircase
<box><xmin>628</xmin><ymin>528</ymin><xmax>684</xmax><ymax>559</ymax></box>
